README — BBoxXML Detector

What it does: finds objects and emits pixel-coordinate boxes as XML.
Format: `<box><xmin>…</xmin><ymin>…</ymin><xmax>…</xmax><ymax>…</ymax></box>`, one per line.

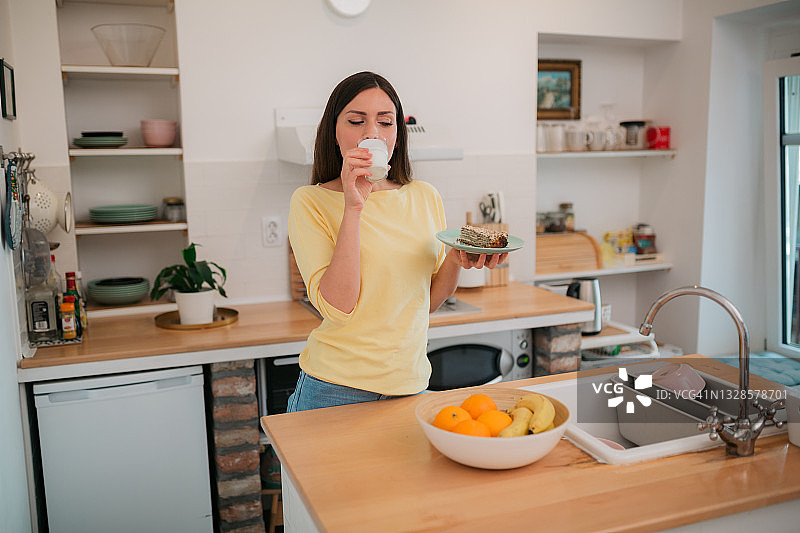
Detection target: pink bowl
<box><xmin>141</xmin><ymin>120</ymin><xmax>176</xmax><ymax>147</ymax></box>
<box><xmin>142</xmin><ymin>129</ymin><xmax>176</xmax><ymax>147</ymax></box>
<box><xmin>652</xmin><ymin>363</ymin><xmax>706</xmax><ymax>398</ymax></box>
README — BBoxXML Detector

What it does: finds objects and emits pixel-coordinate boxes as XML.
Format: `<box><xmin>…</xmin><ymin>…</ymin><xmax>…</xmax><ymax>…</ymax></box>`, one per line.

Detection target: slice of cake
<box><xmin>457</xmin><ymin>225</ymin><xmax>508</xmax><ymax>248</ymax></box>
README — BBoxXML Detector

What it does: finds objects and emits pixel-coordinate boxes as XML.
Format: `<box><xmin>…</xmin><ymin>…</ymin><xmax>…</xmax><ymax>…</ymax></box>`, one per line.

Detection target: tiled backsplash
<box><xmin>185</xmin><ymin>154</ymin><xmax>537</xmax><ymax>304</ymax></box>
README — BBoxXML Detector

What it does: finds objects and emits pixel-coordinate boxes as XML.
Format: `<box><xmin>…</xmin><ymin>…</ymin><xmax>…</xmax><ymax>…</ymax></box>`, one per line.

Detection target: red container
<box><xmin>646</xmin><ymin>126</ymin><xmax>670</xmax><ymax>149</ymax></box>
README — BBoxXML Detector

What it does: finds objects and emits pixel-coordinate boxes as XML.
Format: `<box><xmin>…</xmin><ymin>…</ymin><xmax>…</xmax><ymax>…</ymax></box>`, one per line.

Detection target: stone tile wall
<box><xmin>209</xmin><ymin>360</ymin><xmax>265</xmax><ymax>533</ymax></box>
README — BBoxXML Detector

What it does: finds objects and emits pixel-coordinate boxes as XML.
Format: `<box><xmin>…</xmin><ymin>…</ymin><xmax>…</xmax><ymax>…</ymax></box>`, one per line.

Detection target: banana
<box><xmin>515</xmin><ymin>393</ymin><xmax>545</xmax><ymax>414</ymax></box>
<box><xmin>498</xmin><ymin>407</ymin><xmax>533</xmax><ymax>438</ymax></box>
<box><xmin>529</xmin><ymin>396</ymin><xmax>555</xmax><ymax>434</ymax></box>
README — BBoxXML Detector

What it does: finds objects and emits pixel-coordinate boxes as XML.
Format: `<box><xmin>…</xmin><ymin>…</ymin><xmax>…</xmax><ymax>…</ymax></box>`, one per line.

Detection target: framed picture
<box><xmin>1</xmin><ymin>58</ymin><xmax>16</xmax><ymax>120</ymax></box>
<box><xmin>537</xmin><ymin>59</ymin><xmax>581</xmax><ymax>120</ymax></box>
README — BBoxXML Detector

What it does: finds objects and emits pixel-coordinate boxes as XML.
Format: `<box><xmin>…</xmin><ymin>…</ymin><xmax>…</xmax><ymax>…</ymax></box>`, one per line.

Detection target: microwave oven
<box><xmin>426</xmin><ymin>329</ymin><xmax>533</xmax><ymax>391</ymax></box>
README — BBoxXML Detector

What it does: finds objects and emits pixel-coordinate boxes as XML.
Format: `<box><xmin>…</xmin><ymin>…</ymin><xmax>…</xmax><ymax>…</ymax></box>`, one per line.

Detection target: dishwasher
<box><xmin>33</xmin><ymin>366</ymin><xmax>213</xmax><ymax>533</ymax></box>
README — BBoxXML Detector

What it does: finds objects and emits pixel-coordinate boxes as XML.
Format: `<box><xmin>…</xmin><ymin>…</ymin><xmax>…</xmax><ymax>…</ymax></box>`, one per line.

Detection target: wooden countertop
<box><xmin>20</xmin><ymin>282</ymin><xmax>593</xmax><ymax>372</ymax></box>
<box><xmin>260</xmin><ymin>357</ymin><xmax>800</xmax><ymax>532</ymax></box>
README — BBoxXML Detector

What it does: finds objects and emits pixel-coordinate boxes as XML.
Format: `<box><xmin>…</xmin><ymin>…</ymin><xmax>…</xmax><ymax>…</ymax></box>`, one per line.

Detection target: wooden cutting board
<box><xmin>535</xmin><ymin>232</ymin><xmax>602</xmax><ymax>274</ymax></box>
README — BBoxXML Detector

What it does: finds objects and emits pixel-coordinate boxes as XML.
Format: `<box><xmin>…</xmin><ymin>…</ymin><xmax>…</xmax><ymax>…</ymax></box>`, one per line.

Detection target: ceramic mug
<box><xmin>537</xmin><ymin>123</ymin><xmax>548</xmax><ymax>152</ymax></box>
<box><xmin>646</xmin><ymin>126</ymin><xmax>671</xmax><ymax>149</ymax></box>
<box><xmin>547</xmin><ymin>124</ymin><xmax>565</xmax><ymax>152</ymax></box>
<box><xmin>565</xmin><ymin>127</ymin><xmax>594</xmax><ymax>152</ymax></box>
<box><xmin>586</xmin><ymin>123</ymin><xmax>606</xmax><ymax>151</ymax></box>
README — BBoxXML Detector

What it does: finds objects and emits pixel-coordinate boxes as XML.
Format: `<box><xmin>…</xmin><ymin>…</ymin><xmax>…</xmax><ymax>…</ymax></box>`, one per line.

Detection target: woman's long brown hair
<box><xmin>312</xmin><ymin>71</ymin><xmax>412</xmax><ymax>185</ymax></box>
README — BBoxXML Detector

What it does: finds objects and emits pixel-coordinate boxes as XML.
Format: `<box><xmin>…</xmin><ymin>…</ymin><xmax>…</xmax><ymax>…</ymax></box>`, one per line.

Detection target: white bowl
<box><xmin>91</xmin><ymin>23</ymin><xmax>165</xmax><ymax>67</ymax></box>
<box><xmin>414</xmin><ymin>385</ymin><xmax>570</xmax><ymax>469</ymax></box>
<box><xmin>652</xmin><ymin>363</ymin><xmax>706</xmax><ymax>398</ymax></box>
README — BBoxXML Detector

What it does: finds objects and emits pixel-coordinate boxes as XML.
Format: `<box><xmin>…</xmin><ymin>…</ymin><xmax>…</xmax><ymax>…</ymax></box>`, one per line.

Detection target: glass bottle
<box><xmin>25</xmin><ymin>257</ymin><xmax>60</xmax><ymax>343</ymax></box>
<box><xmin>64</xmin><ymin>272</ymin><xmax>86</xmax><ymax>336</ymax></box>
<box><xmin>559</xmin><ymin>203</ymin><xmax>575</xmax><ymax>232</ymax></box>
<box><xmin>60</xmin><ymin>298</ymin><xmax>78</xmax><ymax>340</ymax></box>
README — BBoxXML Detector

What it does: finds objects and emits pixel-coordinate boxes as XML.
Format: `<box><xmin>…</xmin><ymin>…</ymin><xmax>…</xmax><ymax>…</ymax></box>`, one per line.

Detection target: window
<box><xmin>765</xmin><ymin>56</ymin><xmax>800</xmax><ymax>358</ymax></box>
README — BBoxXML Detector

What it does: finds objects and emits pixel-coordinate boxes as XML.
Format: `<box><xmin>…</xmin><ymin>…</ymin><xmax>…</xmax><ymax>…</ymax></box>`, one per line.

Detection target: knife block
<box><xmin>474</xmin><ymin>222</ymin><xmax>509</xmax><ymax>287</ymax></box>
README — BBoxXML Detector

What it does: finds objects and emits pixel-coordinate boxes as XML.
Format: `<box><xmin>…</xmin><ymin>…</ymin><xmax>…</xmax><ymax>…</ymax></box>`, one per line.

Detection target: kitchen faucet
<box><xmin>639</xmin><ymin>285</ymin><xmax>784</xmax><ymax>457</ymax></box>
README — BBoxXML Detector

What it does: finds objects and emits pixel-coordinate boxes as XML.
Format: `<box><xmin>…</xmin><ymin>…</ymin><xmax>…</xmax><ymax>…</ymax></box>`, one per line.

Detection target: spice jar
<box><xmin>559</xmin><ymin>203</ymin><xmax>575</xmax><ymax>232</ymax></box>
<box><xmin>163</xmin><ymin>197</ymin><xmax>185</xmax><ymax>222</ymax></box>
<box><xmin>633</xmin><ymin>224</ymin><xmax>657</xmax><ymax>254</ymax></box>
<box><xmin>60</xmin><ymin>299</ymin><xmax>77</xmax><ymax>340</ymax></box>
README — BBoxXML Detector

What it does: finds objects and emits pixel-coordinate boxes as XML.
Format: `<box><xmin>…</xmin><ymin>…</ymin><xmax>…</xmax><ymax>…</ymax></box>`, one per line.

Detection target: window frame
<box><xmin>763</xmin><ymin>55</ymin><xmax>800</xmax><ymax>360</ymax></box>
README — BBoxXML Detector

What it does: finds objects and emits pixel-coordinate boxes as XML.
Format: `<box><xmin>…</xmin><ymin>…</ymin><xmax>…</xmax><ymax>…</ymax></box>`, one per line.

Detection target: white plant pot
<box><xmin>174</xmin><ymin>289</ymin><xmax>216</xmax><ymax>325</ymax></box>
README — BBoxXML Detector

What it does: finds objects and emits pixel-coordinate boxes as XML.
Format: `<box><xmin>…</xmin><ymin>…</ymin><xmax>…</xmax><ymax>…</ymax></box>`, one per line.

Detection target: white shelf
<box><xmin>69</xmin><ymin>147</ymin><xmax>182</xmax><ymax>157</ymax></box>
<box><xmin>537</xmin><ymin>149</ymin><xmax>676</xmax><ymax>160</ymax></box>
<box><xmin>58</xmin><ymin>0</ymin><xmax>173</xmax><ymax>8</ymax></box>
<box><xmin>61</xmin><ymin>65</ymin><xmax>179</xmax><ymax>82</ymax></box>
<box><xmin>75</xmin><ymin>221</ymin><xmax>187</xmax><ymax>235</ymax></box>
<box><xmin>533</xmin><ymin>262</ymin><xmax>672</xmax><ymax>282</ymax></box>
<box><xmin>581</xmin><ymin>321</ymin><xmax>654</xmax><ymax>350</ymax></box>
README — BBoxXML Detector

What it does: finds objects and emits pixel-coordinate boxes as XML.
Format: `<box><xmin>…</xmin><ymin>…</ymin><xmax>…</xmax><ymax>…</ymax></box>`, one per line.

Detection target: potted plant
<box><xmin>150</xmin><ymin>242</ymin><xmax>227</xmax><ymax>325</ymax></box>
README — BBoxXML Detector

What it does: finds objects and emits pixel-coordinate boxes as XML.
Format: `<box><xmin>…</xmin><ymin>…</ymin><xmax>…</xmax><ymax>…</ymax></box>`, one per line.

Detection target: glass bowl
<box><xmin>91</xmin><ymin>23</ymin><xmax>166</xmax><ymax>67</ymax></box>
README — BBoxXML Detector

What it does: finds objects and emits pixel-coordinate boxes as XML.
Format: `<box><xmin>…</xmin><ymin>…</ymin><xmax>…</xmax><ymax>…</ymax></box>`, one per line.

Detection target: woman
<box><xmin>287</xmin><ymin>71</ymin><xmax>507</xmax><ymax>411</ymax></box>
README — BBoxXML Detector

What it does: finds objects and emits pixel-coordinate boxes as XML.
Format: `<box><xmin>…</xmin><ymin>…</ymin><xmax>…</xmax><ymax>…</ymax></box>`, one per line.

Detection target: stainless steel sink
<box><xmin>523</xmin><ymin>361</ymin><xmax>787</xmax><ymax>465</ymax></box>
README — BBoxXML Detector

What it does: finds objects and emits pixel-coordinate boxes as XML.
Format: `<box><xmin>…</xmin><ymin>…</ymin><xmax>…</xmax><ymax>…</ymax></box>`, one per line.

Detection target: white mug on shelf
<box><xmin>536</xmin><ymin>123</ymin><xmax>548</xmax><ymax>152</ymax></box>
<box><xmin>565</xmin><ymin>125</ymin><xmax>594</xmax><ymax>152</ymax></box>
<box><xmin>546</xmin><ymin>123</ymin><xmax>565</xmax><ymax>152</ymax></box>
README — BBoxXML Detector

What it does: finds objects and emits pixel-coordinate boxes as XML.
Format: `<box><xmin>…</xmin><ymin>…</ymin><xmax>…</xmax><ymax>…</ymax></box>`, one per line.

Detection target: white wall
<box><xmin>636</xmin><ymin>0</ymin><xmax>800</xmax><ymax>356</ymax></box>
<box><xmin>0</xmin><ymin>0</ymin><xmax>33</xmax><ymax>529</ymax></box>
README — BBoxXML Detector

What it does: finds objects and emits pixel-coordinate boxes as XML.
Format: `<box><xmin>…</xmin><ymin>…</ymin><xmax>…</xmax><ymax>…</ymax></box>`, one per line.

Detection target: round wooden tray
<box><xmin>154</xmin><ymin>307</ymin><xmax>238</xmax><ymax>330</ymax></box>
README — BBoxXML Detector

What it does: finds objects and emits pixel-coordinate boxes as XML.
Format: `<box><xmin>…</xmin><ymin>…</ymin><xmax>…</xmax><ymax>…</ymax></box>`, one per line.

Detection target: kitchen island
<box><xmin>261</xmin><ymin>357</ymin><xmax>800</xmax><ymax>532</ymax></box>
<box><xmin>18</xmin><ymin>282</ymin><xmax>593</xmax><ymax>382</ymax></box>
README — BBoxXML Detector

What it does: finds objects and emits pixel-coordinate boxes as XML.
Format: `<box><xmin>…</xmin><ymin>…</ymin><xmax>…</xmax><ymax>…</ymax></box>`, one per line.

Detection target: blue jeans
<box><xmin>286</xmin><ymin>371</ymin><xmax>414</xmax><ymax>412</ymax></box>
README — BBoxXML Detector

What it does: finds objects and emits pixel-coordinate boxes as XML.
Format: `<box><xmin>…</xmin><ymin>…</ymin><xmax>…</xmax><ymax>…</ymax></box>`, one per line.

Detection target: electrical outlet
<box><xmin>262</xmin><ymin>216</ymin><xmax>282</xmax><ymax>247</ymax></box>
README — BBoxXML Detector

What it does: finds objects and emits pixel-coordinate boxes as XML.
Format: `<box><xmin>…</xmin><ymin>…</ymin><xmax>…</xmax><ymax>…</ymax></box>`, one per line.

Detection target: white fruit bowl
<box><xmin>414</xmin><ymin>385</ymin><xmax>570</xmax><ymax>469</ymax></box>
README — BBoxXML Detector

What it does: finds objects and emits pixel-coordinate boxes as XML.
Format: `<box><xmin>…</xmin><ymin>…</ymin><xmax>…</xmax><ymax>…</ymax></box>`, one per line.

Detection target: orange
<box><xmin>451</xmin><ymin>418</ymin><xmax>492</xmax><ymax>437</ymax></box>
<box><xmin>460</xmin><ymin>393</ymin><xmax>498</xmax><ymax>420</ymax></box>
<box><xmin>432</xmin><ymin>405</ymin><xmax>471</xmax><ymax>432</ymax></box>
<box><xmin>476</xmin><ymin>409</ymin><xmax>513</xmax><ymax>437</ymax></box>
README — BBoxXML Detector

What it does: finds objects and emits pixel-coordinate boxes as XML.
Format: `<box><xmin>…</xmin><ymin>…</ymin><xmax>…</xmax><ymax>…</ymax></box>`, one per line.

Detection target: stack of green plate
<box><xmin>88</xmin><ymin>277</ymin><xmax>150</xmax><ymax>305</ymax></box>
<box><xmin>73</xmin><ymin>131</ymin><xmax>128</xmax><ymax>148</ymax></box>
<box><xmin>89</xmin><ymin>204</ymin><xmax>158</xmax><ymax>224</ymax></box>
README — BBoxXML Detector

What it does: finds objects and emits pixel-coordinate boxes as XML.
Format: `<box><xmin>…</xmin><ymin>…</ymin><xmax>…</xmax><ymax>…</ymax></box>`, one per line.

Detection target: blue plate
<box><xmin>436</xmin><ymin>229</ymin><xmax>524</xmax><ymax>254</ymax></box>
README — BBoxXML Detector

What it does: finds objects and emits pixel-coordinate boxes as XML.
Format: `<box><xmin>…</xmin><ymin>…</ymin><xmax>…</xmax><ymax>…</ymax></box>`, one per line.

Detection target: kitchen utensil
<box><xmin>358</xmin><ymin>138</ymin><xmax>388</xmax><ymax>182</ymax></box>
<box><xmin>73</xmin><ymin>137</ymin><xmax>128</xmax><ymax>148</ymax></box>
<box><xmin>27</xmin><ymin>173</ymin><xmax>72</xmax><ymax>234</ymax></box>
<box><xmin>81</xmin><ymin>131</ymin><xmax>123</xmax><ymax>137</ymax></box>
<box><xmin>546</xmin><ymin>123</ymin><xmax>565</xmax><ymax>152</ymax></box>
<box><xmin>646</xmin><ymin>126</ymin><xmax>671</xmax><ymax>149</ymax></box>
<box><xmin>414</xmin><ymin>385</ymin><xmax>570</xmax><ymax>469</ymax></box>
<box><xmin>21</xmin><ymin>226</ymin><xmax>51</xmax><ymax>287</ymax></box>
<box><xmin>535</xmin><ymin>232</ymin><xmax>602</xmax><ymax>273</ymax></box>
<box><xmin>479</xmin><ymin>192</ymin><xmax>504</xmax><ymax>223</ymax></box>
<box><xmin>651</xmin><ymin>363</ymin><xmax>706</xmax><ymax>398</ymax></box>
<box><xmin>565</xmin><ymin>124</ymin><xmax>594</xmax><ymax>151</ymax></box>
<box><xmin>141</xmin><ymin>120</ymin><xmax>177</xmax><ymax>147</ymax></box>
<box><xmin>457</xmin><ymin>268</ymin><xmax>485</xmax><ymax>288</ymax></box>
<box><xmin>619</xmin><ymin>120</ymin><xmax>647</xmax><ymax>149</ymax></box>
<box><xmin>566</xmin><ymin>277</ymin><xmax>602</xmax><ymax>335</ymax></box>
<box><xmin>91</xmin><ymin>23</ymin><xmax>166</xmax><ymax>67</ymax></box>
<box><xmin>3</xmin><ymin>161</ymin><xmax>22</xmax><ymax>249</ymax></box>
<box><xmin>436</xmin><ymin>229</ymin><xmax>524</xmax><ymax>255</ymax></box>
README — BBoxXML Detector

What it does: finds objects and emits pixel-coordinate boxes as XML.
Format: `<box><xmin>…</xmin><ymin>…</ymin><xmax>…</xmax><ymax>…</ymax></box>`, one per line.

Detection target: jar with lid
<box><xmin>559</xmin><ymin>203</ymin><xmax>575</xmax><ymax>232</ymax></box>
<box><xmin>633</xmin><ymin>224</ymin><xmax>657</xmax><ymax>254</ymax></box>
<box><xmin>60</xmin><ymin>299</ymin><xmax>77</xmax><ymax>340</ymax></box>
<box><xmin>162</xmin><ymin>197</ymin><xmax>186</xmax><ymax>222</ymax></box>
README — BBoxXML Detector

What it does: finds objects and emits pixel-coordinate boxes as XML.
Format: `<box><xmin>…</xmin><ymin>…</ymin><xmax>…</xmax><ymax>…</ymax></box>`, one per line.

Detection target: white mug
<box><xmin>358</xmin><ymin>138</ymin><xmax>389</xmax><ymax>183</ymax></box>
<box><xmin>537</xmin><ymin>123</ymin><xmax>548</xmax><ymax>152</ymax></box>
<box><xmin>586</xmin><ymin>123</ymin><xmax>606</xmax><ymax>151</ymax></box>
<box><xmin>547</xmin><ymin>124</ymin><xmax>565</xmax><ymax>152</ymax></box>
<box><xmin>565</xmin><ymin>126</ymin><xmax>594</xmax><ymax>152</ymax></box>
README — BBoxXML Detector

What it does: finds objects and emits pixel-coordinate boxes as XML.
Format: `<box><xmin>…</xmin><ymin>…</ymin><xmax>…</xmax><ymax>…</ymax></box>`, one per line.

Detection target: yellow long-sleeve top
<box><xmin>288</xmin><ymin>180</ymin><xmax>447</xmax><ymax>395</ymax></box>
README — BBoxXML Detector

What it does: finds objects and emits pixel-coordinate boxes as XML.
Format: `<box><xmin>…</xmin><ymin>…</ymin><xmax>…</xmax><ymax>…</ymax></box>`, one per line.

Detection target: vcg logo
<box><xmin>592</xmin><ymin>368</ymin><xmax>653</xmax><ymax>413</ymax></box>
